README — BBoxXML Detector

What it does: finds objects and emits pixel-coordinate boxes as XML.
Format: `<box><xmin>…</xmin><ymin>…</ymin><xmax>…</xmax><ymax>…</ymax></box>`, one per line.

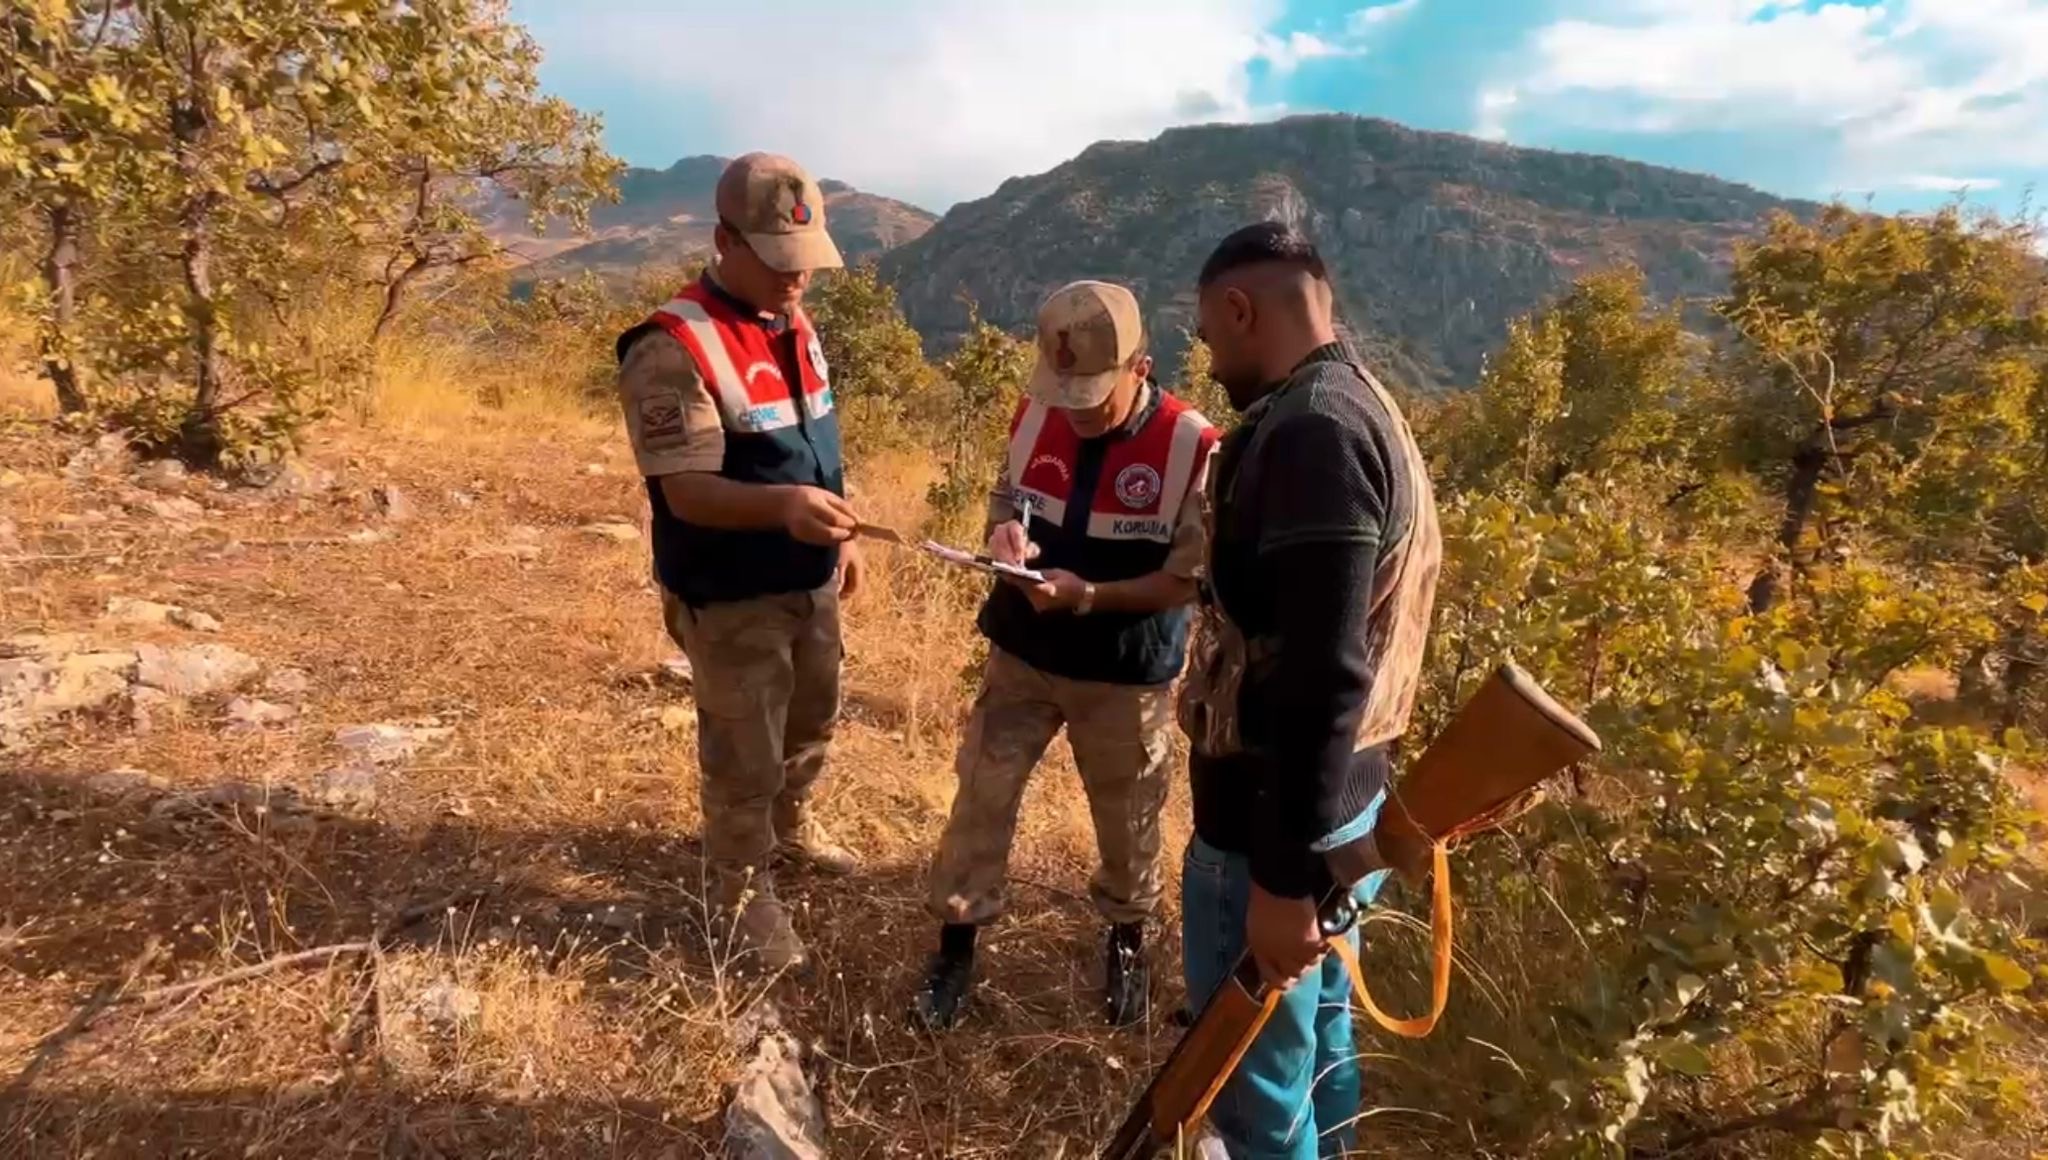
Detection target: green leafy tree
<box><xmin>1449</xmin><ymin>266</ymin><xmax>1716</xmax><ymax>495</ymax></box>
<box><xmin>0</xmin><ymin>1</ymin><xmax>153</xmax><ymax>413</ymax></box>
<box><xmin>924</xmin><ymin>301</ymin><xmax>1031</xmax><ymax>545</ymax></box>
<box><xmin>1167</xmin><ymin>329</ymin><xmax>1239</xmax><ymax>433</ymax></box>
<box><xmin>1718</xmin><ymin>203</ymin><xmax>2048</xmax><ymax>611</ymax></box>
<box><xmin>805</xmin><ymin>260</ymin><xmax>939</xmax><ymax>454</ymax></box>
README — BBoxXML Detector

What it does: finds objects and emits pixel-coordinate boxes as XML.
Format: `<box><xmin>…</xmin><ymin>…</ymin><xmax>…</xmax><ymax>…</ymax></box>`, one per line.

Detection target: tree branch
<box><xmin>247</xmin><ymin>154</ymin><xmax>345</xmax><ymax>202</ymax></box>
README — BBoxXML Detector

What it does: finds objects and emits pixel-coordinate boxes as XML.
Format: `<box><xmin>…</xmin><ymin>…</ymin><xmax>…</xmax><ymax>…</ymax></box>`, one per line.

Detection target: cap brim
<box><xmin>1027</xmin><ymin>355</ymin><xmax>1119</xmax><ymax>410</ymax></box>
<box><xmin>747</xmin><ymin>228</ymin><xmax>844</xmax><ymax>273</ymax></box>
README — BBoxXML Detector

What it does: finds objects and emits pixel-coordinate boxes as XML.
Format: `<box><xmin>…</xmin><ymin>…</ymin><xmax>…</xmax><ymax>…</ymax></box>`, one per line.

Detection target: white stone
<box><xmin>313</xmin><ymin>762</ymin><xmax>379</xmax><ymax>809</ymax></box>
<box><xmin>105</xmin><ymin>596</ymin><xmax>180</xmax><ymax>626</ymax></box>
<box><xmin>334</xmin><ymin>721</ymin><xmax>451</xmax><ymax>765</ymax></box>
<box><xmin>144</xmin><ymin>496</ymin><xmax>205</xmax><ymax>522</ymax></box>
<box><xmin>723</xmin><ymin>1025</ymin><xmax>827</xmax><ymax>1160</ymax></box>
<box><xmin>170</xmin><ymin>608</ymin><xmax>222</xmax><ymax>633</ymax></box>
<box><xmin>415</xmin><ymin>979</ymin><xmax>482</xmax><ymax>1028</ymax></box>
<box><xmin>0</xmin><ymin>648</ymin><xmax>138</xmax><ymax>736</ymax></box>
<box><xmin>134</xmin><ymin>643</ymin><xmax>261</xmax><ymax>698</ymax></box>
<box><xmin>132</xmin><ymin>459</ymin><xmax>189</xmax><ymax>492</ymax></box>
<box><xmin>262</xmin><ymin>668</ymin><xmax>311</xmax><ymax>698</ymax></box>
<box><xmin>224</xmin><ymin>696</ymin><xmax>298</xmax><ymax>732</ymax></box>
<box><xmin>581</xmin><ymin>522</ymin><xmax>640</xmax><ymax>544</ymax></box>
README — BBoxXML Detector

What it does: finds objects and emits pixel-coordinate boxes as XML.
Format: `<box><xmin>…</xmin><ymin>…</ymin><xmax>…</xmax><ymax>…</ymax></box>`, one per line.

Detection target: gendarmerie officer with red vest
<box><xmin>915</xmin><ymin>280</ymin><xmax>1219</xmax><ymax>1029</ymax></box>
<box><xmin>613</xmin><ymin>152</ymin><xmax>863</xmax><ymax>975</ymax></box>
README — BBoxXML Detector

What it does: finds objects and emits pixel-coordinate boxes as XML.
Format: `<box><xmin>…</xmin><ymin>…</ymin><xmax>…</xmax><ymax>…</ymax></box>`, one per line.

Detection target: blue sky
<box><xmin>512</xmin><ymin>0</ymin><xmax>2047</xmax><ymax>219</ymax></box>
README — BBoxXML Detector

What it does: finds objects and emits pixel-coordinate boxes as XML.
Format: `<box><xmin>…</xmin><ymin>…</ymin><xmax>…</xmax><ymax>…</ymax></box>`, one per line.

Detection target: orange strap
<box><xmin>1328</xmin><ymin>838</ymin><xmax>1453</xmax><ymax>1039</ymax></box>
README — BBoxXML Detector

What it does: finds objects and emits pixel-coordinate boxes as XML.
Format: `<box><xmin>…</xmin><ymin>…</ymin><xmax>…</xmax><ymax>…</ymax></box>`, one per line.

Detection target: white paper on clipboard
<box><xmin>919</xmin><ymin>539</ymin><xmax>1047</xmax><ymax>584</ymax></box>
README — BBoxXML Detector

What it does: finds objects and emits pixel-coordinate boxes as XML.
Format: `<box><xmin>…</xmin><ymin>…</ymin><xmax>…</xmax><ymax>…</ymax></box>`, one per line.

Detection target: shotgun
<box><xmin>1101</xmin><ymin>662</ymin><xmax>1602</xmax><ymax>1160</ymax></box>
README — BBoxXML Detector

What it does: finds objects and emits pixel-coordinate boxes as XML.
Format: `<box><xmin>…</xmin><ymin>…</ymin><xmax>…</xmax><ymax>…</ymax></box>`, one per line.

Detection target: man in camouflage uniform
<box><xmin>613</xmin><ymin>153</ymin><xmax>864</xmax><ymax>975</ymax></box>
<box><xmin>1175</xmin><ymin>223</ymin><xmax>1441</xmax><ymax>1157</ymax></box>
<box><xmin>913</xmin><ymin>281</ymin><xmax>1220</xmax><ymax>1029</ymax></box>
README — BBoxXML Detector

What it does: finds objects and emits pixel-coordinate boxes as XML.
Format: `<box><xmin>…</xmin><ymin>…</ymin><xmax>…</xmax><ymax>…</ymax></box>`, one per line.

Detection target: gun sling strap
<box><xmin>1330</xmin><ymin>784</ymin><xmax>1544</xmax><ymax>1039</ymax></box>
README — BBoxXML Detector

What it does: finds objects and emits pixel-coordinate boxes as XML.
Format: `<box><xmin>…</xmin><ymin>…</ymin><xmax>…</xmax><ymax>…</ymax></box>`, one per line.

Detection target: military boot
<box><xmin>1104</xmin><ymin>921</ymin><xmax>1148</xmax><ymax>1027</ymax></box>
<box><xmin>773</xmin><ymin>798</ymin><xmax>859</xmax><ymax>876</ymax></box>
<box><xmin>708</xmin><ymin>870</ymin><xmax>808</xmax><ymax>976</ymax></box>
<box><xmin>911</xmin><ymin>923</ymin><xmax>977</xmax><ymax>1031</ymax></box>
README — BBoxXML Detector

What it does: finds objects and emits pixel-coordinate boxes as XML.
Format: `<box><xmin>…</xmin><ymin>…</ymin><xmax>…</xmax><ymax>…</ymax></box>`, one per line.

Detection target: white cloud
<box><xmin>1348</xmin><ymin>0</ymin><xmax>1421</xmax><ymax>32</ymax></box>
<box><xmin>529</xmin><ymin>0</ymin><xmax>1295</xmax><ymax>210</ymax></box>
<box><xmin>1480</xmin><ymin>0</ymin><xmax>2048</xmax><ymax>198</ymax></box>
<box><xmin>1258</xmin><ymin>30</ymin><xmax>1359</xmax><ymax>75</ymax></box>
<box><xmin>1473</xmin><ymin>88</ymin><xmax>1518</xmax><ymax>142</ymax></box>
<box><xmin>1894</xmin><ymin>174</ymin><xmax>2004</xmax><ymax>192</ymax></box>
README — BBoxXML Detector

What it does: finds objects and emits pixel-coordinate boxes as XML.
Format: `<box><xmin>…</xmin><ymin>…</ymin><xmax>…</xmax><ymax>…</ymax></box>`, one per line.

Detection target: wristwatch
<box><xmin>1076</xmin><ymin>582</ymin><xmax>1098</xmax><ymax>615</ymax></box>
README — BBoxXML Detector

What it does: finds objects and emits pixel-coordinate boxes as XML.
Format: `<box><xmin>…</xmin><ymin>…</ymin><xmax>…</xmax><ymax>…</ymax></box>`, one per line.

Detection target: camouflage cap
<box><xmin>714</xmin><ymin>152</ymin><xmax>845</xmax><ymax>273</ymax></box>
<box><xmin>1027</xmin><ymin>280</ymin><xmax>1145</xmax><ymax>410</ymax></box>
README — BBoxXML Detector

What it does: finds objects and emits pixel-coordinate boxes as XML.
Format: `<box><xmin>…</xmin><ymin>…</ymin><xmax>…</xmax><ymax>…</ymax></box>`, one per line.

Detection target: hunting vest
<box><xmin>1177</xmin><ymin>357</ymin><xmax>1441</xmax><ymax>757</ymax></box>
<box><xmin>978</xmin><ymin>385</ymin><xmax>1219</xmax><ymax>686</ymax></box>
<box><xmin>616</xmin><ymin>276</ymin><xmax>844</xmax><ymax>608</ymax></box>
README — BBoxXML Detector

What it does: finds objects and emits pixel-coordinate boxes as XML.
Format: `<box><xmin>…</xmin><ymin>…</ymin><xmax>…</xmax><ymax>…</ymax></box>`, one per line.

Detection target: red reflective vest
<box><xmin>977</xmin><ymin>386</ymin><xmax>1218</xmax><ymax>685</ymax></box>
<box><xmin>620</xmin><ymin>277</ymin><xmax>845</xmax><ymax>607</ymax></box>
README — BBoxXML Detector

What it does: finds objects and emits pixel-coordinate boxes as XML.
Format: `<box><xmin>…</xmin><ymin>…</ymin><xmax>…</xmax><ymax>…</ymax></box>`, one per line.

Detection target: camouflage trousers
<box><xmin>662</xmin><ymin>584</ymin><xmax>843</xmax><ymax>885</ymax></box>
<box><xmin>927</xmin><ymin>646</ymin><xmax>1175</xmax><ymax>926</ymax></box>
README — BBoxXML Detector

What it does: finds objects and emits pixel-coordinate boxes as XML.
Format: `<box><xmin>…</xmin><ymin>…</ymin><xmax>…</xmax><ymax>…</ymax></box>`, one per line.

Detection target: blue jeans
<box><xmin>1180</xmin><ymin>795</ymin><xmax>1392</xmax><ymax>1159</ymax></box>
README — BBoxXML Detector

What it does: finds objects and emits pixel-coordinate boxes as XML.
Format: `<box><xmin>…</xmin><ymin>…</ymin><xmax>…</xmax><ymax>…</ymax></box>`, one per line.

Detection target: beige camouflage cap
<box><xmin>1027</xmin><ymin>280</ymin><xmax>1145</xmax><ymax>409</ymax></box>
<box><xmin>715</xmin><ymin>152</ymin><xmax>845</xmax><ymax>273</ymax></box>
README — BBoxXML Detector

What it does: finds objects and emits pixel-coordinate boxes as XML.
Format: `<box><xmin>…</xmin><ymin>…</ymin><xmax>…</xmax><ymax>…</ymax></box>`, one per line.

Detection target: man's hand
<box><xmin>836</xmin><ymin>539</ymin><xmax>863</xmax><ymax>599</ymax></box>
<box><xmin>1012</xmin><ymin>567</ymin><xmax>1088</xmax><ymax>614</ymax></box>
<box><xmin>987</xmin><ymin>519</ymin><xmax>1040</xmax><ymax>566</ymax></box>
<box><xmin>1246</xmin><ymin>883</ymin><xmax>1325</xmax><ymax>989</ymax></box>
<box><xmin>781</xmin><ymin>486</ymin><xmax>858</xmax><ymax>546</ymax></box>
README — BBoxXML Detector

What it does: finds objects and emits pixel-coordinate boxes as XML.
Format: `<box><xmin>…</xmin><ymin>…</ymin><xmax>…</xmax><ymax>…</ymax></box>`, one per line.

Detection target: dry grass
<box><xmin>5</xmin><ymin>354</ymin><xmax>2043</xmax><ymax>1159</ymax></box>
<box><xmin>0</xmin><ymin>360</ymin><xmax>1217</xmax><ymax>1158</ymax></box>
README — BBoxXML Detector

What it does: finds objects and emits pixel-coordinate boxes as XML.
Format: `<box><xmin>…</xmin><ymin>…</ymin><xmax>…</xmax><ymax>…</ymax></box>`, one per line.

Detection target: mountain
<box><xmin>488</xmin><ymin>155</ymin><xmax>938</xmax><ymax>278</ymax></box>
<box><xmin>876</xmin><ymin>115</ymin><xmax>1822</xmax><ymax>392</ymax></box>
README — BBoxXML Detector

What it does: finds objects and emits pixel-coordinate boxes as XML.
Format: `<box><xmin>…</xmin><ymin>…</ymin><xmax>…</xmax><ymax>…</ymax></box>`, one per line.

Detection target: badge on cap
<box><xmin>790</xmin><ymin>201</ymin><xmax>813</xmax><ymax>225</ymax></box>
<box><xmin>1054</xmin><ymin>330</ymin><xmax>1076</xmax><ymax>371</ymax></box>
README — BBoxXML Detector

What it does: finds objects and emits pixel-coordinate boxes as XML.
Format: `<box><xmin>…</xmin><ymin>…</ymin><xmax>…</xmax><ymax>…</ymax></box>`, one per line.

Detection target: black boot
<box><xmin>1104</xmin><ymin>922</ymin><xmax>1148</xmax><ymax>1027</ymax></box>
<box><xmin>912</xmin><ymin>923</ymin><xmax>977</xmax><ymax>1031</ymax></box>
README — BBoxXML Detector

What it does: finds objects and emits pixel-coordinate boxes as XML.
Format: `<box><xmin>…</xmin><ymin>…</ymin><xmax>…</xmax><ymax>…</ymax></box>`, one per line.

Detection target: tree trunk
<box><xmin>1748</xmin><ymin>441</ymin><xmax>1827</xmax><ymax>613</ymax></box>
<box><xmin>39</xmin><ymin>201</ymin><xmax>88</xmax><ymax>413</ymax></box>
<box><xmin>176</xmin><ymin>191</ymin><xmax>225</xmax><ymax>465</ymax></box>
<box><xmin>171</xmin><ymin>82</ymin><xmax>224</xmax><ymax>466</ymax></box>
<box><xmin>2001</xmin><ymin>629</ymin><xmax>2041</xmax><ymax>733</ymax></box>
<box><xmin>369</xmin><ymin>255</ymin><xmax>430</xmax><ymax>344</ymax></box>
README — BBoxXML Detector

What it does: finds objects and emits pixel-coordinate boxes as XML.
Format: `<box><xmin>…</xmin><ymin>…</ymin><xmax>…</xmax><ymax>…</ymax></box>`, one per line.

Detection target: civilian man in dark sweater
<box><xmin>1175</xmin><ymin>223</ymin><xmax>1442</xmax><ymax>1158</ymax></box>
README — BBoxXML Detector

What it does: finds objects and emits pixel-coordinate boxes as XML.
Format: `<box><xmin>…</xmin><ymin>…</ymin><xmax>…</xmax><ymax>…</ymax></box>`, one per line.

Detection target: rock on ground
<box><xmin>135</xmin><ymin>643</ymin><xmax>262</xmax><ymax>698</ymax></box>
<box><xmin>262</xmin><ymin>668</ymin><xmax>311</xmax><ymax>699</ymax></box>
<box><xmin>132</xmin><ymin>459</ymin><xmax>189</xmax><ymax>492</ymax></box>
<box><xmin>86</xmin><ymin>768</ymin><xmax>167</xmax><ymax>800</ymax></box>
<box><xmin>415</xmin><ymin>979</ymin><xmax>483</xmax><ymax>1030</ymax></box>
<box><xmin>224</xmin><ymin>696</ymin><xmax>298</xmax><ymax>732</ymax></box>
<box><xmin>312</xmin><ymin>762</ymin><xmax>379</xmax><ymax>809</ymax></box>
<box><xmin>129</xmin><ymin>686</ymin><xmax>175</xmax><ymax>734</ymax></box>
<box><xmin>723</xmin><ymin>1017</ymin><xmax>827</xmax><ymax>1160</ymax></box>
<box><xmin>1</xmin><ymin>638</ymin><xmax>138</xmax><ymax>743</ymax></box>
<box><xmin>580</xmin><ymin>522</ymin><xmax>641</xmax><ymax>544</ymax></box>
<box><xmin>104</xmin><ymin>596</ymin><xmax>220</xmax><ymax>631</ymax></box>
<box><xmin>334</xmin><ymin>721</ymin><xmax>452</xmax><ymax>765</ymax></box>
<box><xmin>142</xmin><ymin>495</ymin><xmax>205</xmax><ymax>523</ymax></box>
<box><xmin>105</xmin><ymin>596</ymin><xmax>181</xmax><ymax>626</ymax></box>
<box><xmin>0</xmin><ymin>517</ymin><xmax>18</xmax><ymax>554</ymax></box>
<box><xmin>372</xmin><ymin>485</ymin><xmax>415</xmax><ymax>523</ymax></box>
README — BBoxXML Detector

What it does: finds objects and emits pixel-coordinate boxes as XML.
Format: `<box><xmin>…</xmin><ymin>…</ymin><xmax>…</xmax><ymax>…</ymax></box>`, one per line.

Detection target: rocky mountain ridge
<box><xmin>876</xmin><ymin>114</ymin><xmax>1822</xmax><ymax>390</ymax></box>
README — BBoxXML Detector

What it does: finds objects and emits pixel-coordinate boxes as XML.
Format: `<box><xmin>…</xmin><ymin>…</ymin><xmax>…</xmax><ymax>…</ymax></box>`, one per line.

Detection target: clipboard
<box><xmin>918</xmin><ymin>540</ymin><xmax>1046</xmax><ymax>584</ymax></box>
<box><xmin>853</xmin><ymin>521</ymin><xmax>1047</xmax><ymax>584</ymax></box>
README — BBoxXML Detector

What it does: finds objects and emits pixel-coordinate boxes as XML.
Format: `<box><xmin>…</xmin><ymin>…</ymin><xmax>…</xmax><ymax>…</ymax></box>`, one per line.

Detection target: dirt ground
<box><xmin>1</xmin><ymin>405</ymin><xmax>1218</xmax><ymax>1159</ymax></box>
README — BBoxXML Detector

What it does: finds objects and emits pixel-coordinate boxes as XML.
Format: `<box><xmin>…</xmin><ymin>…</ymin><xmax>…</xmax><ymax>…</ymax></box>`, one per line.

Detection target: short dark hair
<box><xmin>1197</xmin><ymin>221</ymin><xmax>1328</xmax><ymax>287</ymax></box>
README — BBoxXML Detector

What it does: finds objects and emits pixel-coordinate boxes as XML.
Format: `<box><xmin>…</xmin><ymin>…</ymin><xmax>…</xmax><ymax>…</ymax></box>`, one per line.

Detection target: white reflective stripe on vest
<box><xmin>655</xmin><ymin>298</ymin><xmax>800</xmax><ymax>434</ymax></box>
<box><xmin>1004</xmin><ymin>401</ymin><xmax>1069</xmax><ymax>524</ymax></box>
<box><xmin>1085</xmin><ymin>510</ymin><xmax>1175</xmax><ymax>542</ymax></box>
<box><xmin>1156</xmin><ymin>404</ymin><xmax>1210</xmax><ymax>529</ymax></box>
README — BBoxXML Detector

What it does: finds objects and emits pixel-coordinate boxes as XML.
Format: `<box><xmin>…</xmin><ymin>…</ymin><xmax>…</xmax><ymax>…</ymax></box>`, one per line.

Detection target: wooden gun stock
<box><xmin>1101</xmin><ymin>663</ymin><xmax>1600</xmax><ymax>1160</ymax></box>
